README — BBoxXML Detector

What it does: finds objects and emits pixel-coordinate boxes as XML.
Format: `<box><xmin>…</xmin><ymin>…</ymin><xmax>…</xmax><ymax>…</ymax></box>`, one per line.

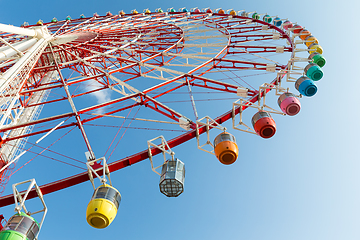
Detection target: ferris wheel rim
<box><xmin>0</xmin><ymin>10</ymin><xmax>296</xmax><ymax>207</ymax></box>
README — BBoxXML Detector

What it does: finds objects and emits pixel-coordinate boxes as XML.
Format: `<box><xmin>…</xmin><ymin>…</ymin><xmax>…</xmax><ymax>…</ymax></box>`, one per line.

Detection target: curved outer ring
<box><xmin>0</xmin><ymin>12</ymin><xmax>295</xmax><ymax>207</ymax></box>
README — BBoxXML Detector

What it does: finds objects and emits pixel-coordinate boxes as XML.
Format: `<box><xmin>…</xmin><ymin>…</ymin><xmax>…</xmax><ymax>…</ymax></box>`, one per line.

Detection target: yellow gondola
<box><xmin>86</xmin><ymin>184</ymin><xmax>121</xmax><ymax>229</ymax></box>
<box><xmin>229</xmin><ymin>10</ymin><xmax>237</xmax><ymax>16</ymax></box>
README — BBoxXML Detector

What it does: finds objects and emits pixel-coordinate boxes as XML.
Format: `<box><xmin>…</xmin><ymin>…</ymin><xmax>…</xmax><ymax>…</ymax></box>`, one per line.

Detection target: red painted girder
<box><xmin>81</xmin><ymin>103</ymin><xmax>141</xmax><ymax>124</ymax></box>
<box><xmin>0</xmin><ymin>112</ymin><xmax>74</xmax><ymax>134</ymax></box>
<box><xmin>144</xmin><ymin>104</ymin><xmax>180</xmax><ymax>123</ymax></box>
<box><xmin>227</xmin><ymin>26</ymin><xmax>264</xmax><ymax>31</ymax></box>
<box><xmin>60</xmin><ymin>20</ymin><xmax>98</xmax><ymax>37</ymax></box>
<box><xmin>229</xmin><ymin>45</ymin><xmax>292</xmax><ymax>50</ymax></box>
<box><xmin>213</xmin><ymin>65</ymin><xmax>282</xmax><ymax>70</ymax></box>
<box><xmin>77</xmin><ymin>93</ymin><xmax>141</xmax><ymax>115</ymax></box>
<box><xmin>51</xmin><ymin>21</ymin><xmax>70</xmax><ymax>36</ymax></box>
<box><xmin>149</xmin><ymin>36</ymin><xmax>183</xmax><ymax>41</ymax></box>
<box><xmin>230</xmin><ymin>33</ymin><xmax>277</xmax><ymax>38</ymax></box>
<box><xmin>64</xmin><ymin>59</ymin><xmax>141</xmax><ymax>82</ymax></box>
<box><xmin>149</xmin><ymin>82</ymin><xmax>187</xmax><ymax>101</ymax></box>
<box><xmin>24</xmin><ymin>96</ymin><xmax>68</xmax><ymax>109</ymax></box>
<box><xmin>228</xmin><ymin>46</ymin><xmax>292</xmax><ymax>54</ymax></box>
<box><xmin>227</xmin><ymin>51</ymin><xmax>289</xmax><ymax>54</ymax></box>
<box><xmin>147</xmin><ymin>31</ymin><xmax>183</xmax><ymax>37</ymax></box>
<box><xmin>23</xmin><ymin>72</ymin><xmax>48</xmax><ymax>90</ymax></box>
<box><xmin>64</xmin><ymin>46</ymin><xmax>141</xmax><ymax>65</ymax></box>
<box><xmin>190</xmin><ymin>83</ymin><xmax>237</xmax><ymax>94</ymax></box>
<box><xmin>144</xmin><ymin>42</ymin><xmax>178</xmax><ymax>47</ymax></box>
<box><xmin>217</xmin><ymin>22</ymin><xmax>251</xmax><ymax>29</ymax></box>
<box><xmin>142</xmin><ymin>74</ymin><xmax>185</xmax><ymax>94</ymax></box>
<box><xmin>141</xmin><ymin>94</ymin><xmax>184</xmax><ymax>120</ymax></box>
<box><xmin>4</xmin><ymin>122</ymin><xmax>78</xmax><ymax>142</ymax></box>
<box><xmin>213</xmin><ymin>58</ymin><xmax>284</xmax><ymax>71</ymax></box>
<box><xmin>230</xmin><ymin>37</ymin><xmax>276</xmax><ymax>44</ymax></box>
<box><xmin>21</xmin><ymin>74</ymin><xmax>105</xmax><ymax>91</ymax></box>
<box><xmin>188</xmin><ymin>75</ymin><xmax>257</xmax><ymax>96</ymax></box>
<box><xmin>20</xmin><ymin>80</ymin><xmax>63</xmax><ymax>98</ymax></box>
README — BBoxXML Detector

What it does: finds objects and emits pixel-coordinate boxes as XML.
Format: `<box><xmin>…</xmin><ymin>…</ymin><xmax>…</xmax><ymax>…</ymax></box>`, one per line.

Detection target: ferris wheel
<box><xmin>0</xmin><ymin>6</ymin><xmax>325</xmax><ymax>237</ymax></box>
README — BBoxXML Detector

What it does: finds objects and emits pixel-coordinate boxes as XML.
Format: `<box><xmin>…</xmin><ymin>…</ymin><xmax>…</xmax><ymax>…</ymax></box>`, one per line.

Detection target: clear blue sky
<box><xmin>0</xmin><ymin>0</ymin><xmax>359</xmax><ymax>240</ymax></box>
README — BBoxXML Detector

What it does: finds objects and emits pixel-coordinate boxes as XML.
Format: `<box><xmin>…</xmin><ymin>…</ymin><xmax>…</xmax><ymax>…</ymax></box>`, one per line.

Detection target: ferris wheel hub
<box><xmin>30</xmin><ymin>26</ymin><xmax>52</xmax><ymax>40</ymax></box>
<box><xmin>51</xmin><ymin>31</ymin><xmax>98</xmax><ymax>45</ymax></box>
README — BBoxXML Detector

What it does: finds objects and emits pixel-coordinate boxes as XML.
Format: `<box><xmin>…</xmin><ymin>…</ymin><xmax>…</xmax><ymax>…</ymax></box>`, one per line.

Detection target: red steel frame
<box><xmin>0</xmin><ymin>11</ymin><xmax>294</xmax><ymax>207</ymax></box>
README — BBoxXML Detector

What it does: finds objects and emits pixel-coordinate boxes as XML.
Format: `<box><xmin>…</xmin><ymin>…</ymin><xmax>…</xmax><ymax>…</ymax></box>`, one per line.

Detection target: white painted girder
<box><xmin>0</xmin><ymin>23</ymin><xmax>37</xmax><ymax>37</ymax></box>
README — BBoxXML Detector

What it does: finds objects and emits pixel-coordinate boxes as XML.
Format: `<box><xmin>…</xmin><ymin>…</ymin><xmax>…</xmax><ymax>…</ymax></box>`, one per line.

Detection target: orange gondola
<box><xmin>214</xmin><ymin>132</ymin><xmax>239</xmax><ymax>165</ymax></box>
